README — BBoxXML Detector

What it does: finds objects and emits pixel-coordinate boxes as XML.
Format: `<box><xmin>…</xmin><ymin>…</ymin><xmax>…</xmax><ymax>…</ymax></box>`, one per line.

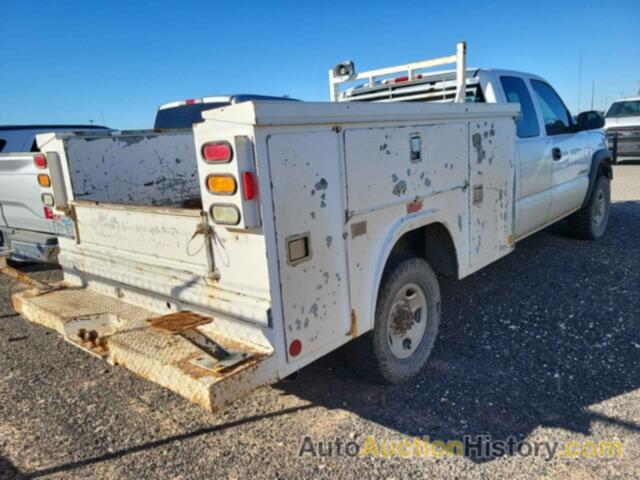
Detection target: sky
<box><xmin>1</xmin><ymin>0</ymin><xmax>638</xmax><ymax>129</ymax></box>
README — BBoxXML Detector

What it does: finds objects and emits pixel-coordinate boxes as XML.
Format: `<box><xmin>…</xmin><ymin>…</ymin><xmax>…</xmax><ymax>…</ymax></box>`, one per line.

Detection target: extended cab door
<box><xmin>498</xmin><ymin>75</ymin><xmax>552</xmax><ymax>239</ymax></box>
<box><xmin>529</xmin><ymin>80</ymin><xmax>591</xmax><ymax>221</ymax></box>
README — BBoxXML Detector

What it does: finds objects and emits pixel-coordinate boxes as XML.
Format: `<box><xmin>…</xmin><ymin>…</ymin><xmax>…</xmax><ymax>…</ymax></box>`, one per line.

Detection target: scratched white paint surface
<box><xmin>468</xmin><ymin>118</ymin><xmax>516</xmax><ymax>269</ymax></box>
<box><xmin>64</xmin><ymin>131</ymin><xmax>199</xmax><ymax>207</ymax></box>
<box><xmin>267</xmin><ymin>130</ymin><xmax>351</xmax><ymax>362</ymax></box>
<box><xmin>344</xmin><ymin>123</ymin><xmax>468</xmax><ymax>213</ymax></box>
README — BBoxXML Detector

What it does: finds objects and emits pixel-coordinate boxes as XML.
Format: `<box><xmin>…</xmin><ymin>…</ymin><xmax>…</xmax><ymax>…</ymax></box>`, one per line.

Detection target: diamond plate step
<box><xmin>12</xmin><ymin>286</ymin><xmax>276</xmax><ymax>412</ymax></box>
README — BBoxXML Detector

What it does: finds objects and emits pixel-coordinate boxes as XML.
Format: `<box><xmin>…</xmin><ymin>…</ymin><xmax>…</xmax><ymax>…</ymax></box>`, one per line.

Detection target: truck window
<box><xmin>154</xmin><ymin>102</ymin><xmax>228</xmax><ymax>129</ymax></box>
<box><xmin>606</xmin><ymin>100</ymin><xmax>640</xmax><ymax>118</ymax></box>
<box><xmin>0</xmin><ymin>139</ymin><xmax>5</xmax><ymax>152</ymax></box>
<box><xmin>530</xmin><ymin>80</ymin><xmax>571</xmax><ymax>136</ymax></box>
<box><xmin>499</xmin><ymin>76</ymin><xmax>540</xmax><ymax>138</ymax></box>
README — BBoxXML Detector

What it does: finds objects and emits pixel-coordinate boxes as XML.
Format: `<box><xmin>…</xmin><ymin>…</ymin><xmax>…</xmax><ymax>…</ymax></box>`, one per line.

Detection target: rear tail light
<box><xmin>185</xmin><ymin>98</ymin><xmax>196</xmax><ymax>105</ymax></box>
<box><xmin>206</xmin><ymin>175</ymin><xmax>237</xmax><ymax>195</ymax></box>
<box><xmin>202</xmin><ymin>142</ymin><xmax>233</xmax><ymax>163</ymax></box>
<box><xmin>242</xmin><ymin>172</ymin><xmax>257</xmax><ymax>200</ymax></box>
<box><xmin>33</xmin><ymin>154</ymin><xmax>47</xmax><ymax>169</ymax></box>
<box><xmin>41</xmin><ymin>193</ymin><xmax>54</xmax><ymax>206</ymax></box>
<box><xmin>43</xmin><ymin>206</ymin><xmax>54</xmax><ymax>219</ymax></box>
<box><xmin>38</xmin><ymin>174</ymin><xmax>51</xmax><ymax>187</ymax></box>
<box><xmin>210</xmin><ymin>204</ymin><xmax>241</xmax><ymax>225</ymax></box>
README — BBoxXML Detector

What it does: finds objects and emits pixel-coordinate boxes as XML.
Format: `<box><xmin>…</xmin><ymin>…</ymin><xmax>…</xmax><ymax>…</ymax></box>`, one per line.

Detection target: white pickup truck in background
<box><xmin>604</xmin><ymin>96</ymin><xmax>640</xmax><ymax>161</ymax></box>
<box><xmin>11</xmin><ymin>44</ymin><xmax>613</xmax><ymax>412</ymax></box>
<box><xmin>0</xmin><ymin>125</ymin><xmax>110</xmax><ymax>262</ymax></box>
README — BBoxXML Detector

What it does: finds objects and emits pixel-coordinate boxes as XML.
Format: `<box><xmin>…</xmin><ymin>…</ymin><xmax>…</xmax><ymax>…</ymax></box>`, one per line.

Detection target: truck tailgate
<box><xmin>0</xmin><ymin>153</ymin><xmax>55</xmax><ymax>233</ymax></box>
<box><xmin>59</xmin><ymin>201</ymin><xmax>271</xmax><ymax>325</ymax></box>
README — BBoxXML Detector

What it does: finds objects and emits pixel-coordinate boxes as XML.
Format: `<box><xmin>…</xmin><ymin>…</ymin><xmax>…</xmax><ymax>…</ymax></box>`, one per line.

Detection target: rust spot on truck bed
<box><xmin>147</xmin><ymin>311</ymin><xmax>213</xmax><ymax>334</ymax></box>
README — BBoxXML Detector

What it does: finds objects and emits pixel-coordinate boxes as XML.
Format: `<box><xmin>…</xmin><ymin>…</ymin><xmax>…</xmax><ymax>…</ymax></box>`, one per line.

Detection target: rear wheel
<box><xmin>348</xmin><ymin>256</ymin><xmax>441</xmax><ymax>384</ymax></box>
<box><xmin>568</xmin><ymin>175</ymin><xmax>611</xmax><ymax>240</ymax></box>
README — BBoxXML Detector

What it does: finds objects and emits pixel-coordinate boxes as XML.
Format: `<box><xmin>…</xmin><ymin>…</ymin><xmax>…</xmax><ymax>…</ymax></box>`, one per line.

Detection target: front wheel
<box><xmin>347</xmin><ymin>256</ymin><xmax>441</xmax><ymax>384</ymax></box>
<box><xmin>568</xmin><ymin>175</ymin><xmax>611</xmax><ymax>240</ymax></box>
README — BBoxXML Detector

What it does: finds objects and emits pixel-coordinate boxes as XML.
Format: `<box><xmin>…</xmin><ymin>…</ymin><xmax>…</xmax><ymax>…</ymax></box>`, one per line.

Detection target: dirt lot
<box><xmin>1</xmin><ymin>163</ymin><xmax>639</xmax><ymax>479</ymax></box>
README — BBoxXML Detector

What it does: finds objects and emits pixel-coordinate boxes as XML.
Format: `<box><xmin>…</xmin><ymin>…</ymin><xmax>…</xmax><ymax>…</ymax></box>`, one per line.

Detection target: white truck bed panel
<box><xmin>57</xmin><ymin>130</ymin><xmax>199</xmax><ymax>207</ymax></box>
<box><xmin>344</xmin><ymin>123</ymin><xmax>468</xmax><ymax>213</ymax></box>
<box><xmin>71</xmin><ymin>202</ymin><xmax>206</xmax><ymax>267</ymax></box>
<box><xmin>468</xmin><ymin>119</ymin><xmax>516</xmax><ymax>269</ymax></box>
<box><xmin>267</xmin><ymin>130</ymin><xmax>352</xmax><ymax>362</ymax></box>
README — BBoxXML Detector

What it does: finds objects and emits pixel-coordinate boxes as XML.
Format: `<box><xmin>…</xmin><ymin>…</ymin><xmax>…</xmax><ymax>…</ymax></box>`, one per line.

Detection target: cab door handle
<box><xmin>552</xmin><ymin>147</ymin><xmax>562</xmax><ymax>161</ymax></box>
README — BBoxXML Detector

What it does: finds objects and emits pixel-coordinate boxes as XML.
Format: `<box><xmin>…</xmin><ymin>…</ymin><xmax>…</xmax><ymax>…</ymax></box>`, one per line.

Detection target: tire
<box><xmin>568</xmin><ymin>175</ymin><xmax>611</xmax><ymax>240</ymax></box>
<box><xmin>347</xmin><ymin>255</ymin><xmax>441</xmax><ymax>384</ymax></box>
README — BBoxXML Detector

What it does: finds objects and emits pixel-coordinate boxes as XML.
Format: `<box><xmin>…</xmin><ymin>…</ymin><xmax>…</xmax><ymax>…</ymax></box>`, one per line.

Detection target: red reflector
<box><xmin>393</xmin><ymin>74</ymin><xmax>422</xmax><ymax>83</ymax></box>
<box><xmin>406</xmin><ymin>200</ymin><xmax>423</xmax><ymax>214</ymax></box>
<box><xmin>185</xmin><ymin>98</ymin><xmax>195</xmax><ymax>105</ymax></box>
<box><xmin>33</xmin><ymin>154</ymin><xmax>47</xmax><ymax>169</ymax></box>
<box><xmin>242</xmin><ymin>171</ymin><xmax>257</xmax><ymax>200</ymax></box>
<box><xmin>202</xmin><ymin>142</ymin><xmax>233</xmax><ymax>163</ymax></box>
<box><xmin>43</xmin><ymin>206</ymin><xmax>54</xmax><ymax>219</ymax></box>
<box><xmin>289</xmin><ymin>340</ymin><xmax>302</xmax><ymax>357</ymax></box>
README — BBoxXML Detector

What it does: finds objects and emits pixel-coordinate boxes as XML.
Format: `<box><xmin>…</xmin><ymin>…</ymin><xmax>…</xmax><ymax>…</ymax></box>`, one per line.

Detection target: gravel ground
<box><xmin>1</xmin><ymin>163</ymin><xmax>639</xmax><ymax>479</ymax></box>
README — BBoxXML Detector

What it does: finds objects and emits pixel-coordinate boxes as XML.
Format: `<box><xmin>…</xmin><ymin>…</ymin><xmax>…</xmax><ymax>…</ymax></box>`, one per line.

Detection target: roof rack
<box><xmin>329</xmin><ymin>42</ymin><xmax>467</xmax><ymax>103</ymax></box>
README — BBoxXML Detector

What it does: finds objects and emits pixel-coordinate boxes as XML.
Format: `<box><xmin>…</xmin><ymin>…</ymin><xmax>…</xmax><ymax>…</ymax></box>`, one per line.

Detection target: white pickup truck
<box><xmin>0</xmin><ymin>125</ymin><xmax>110</xmax><ymax>261</ymax></box>
<box><xmin>11</xmin><ymin>44</ymin><xmax>613</xmax><ymax>412</ymax></box>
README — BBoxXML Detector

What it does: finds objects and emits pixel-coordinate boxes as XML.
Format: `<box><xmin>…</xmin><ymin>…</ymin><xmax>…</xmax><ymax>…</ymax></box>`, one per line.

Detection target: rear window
<box><xmin>0</xmin><ymin>139</ymin><xmax>5</xmax><ymax>152</ymax></box>
<box><xmin>154</xmin><ymin>102</ymin><xmax>228</xmax><ymax>129</ymax></box>
<box><xmin>606</xmin><ymin>100</ymin><xmax>640</xmax><ymax>118</ymax></box>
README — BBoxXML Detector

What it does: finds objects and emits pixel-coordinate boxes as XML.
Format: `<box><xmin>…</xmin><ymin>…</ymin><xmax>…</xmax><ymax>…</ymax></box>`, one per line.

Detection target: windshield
<box><xmin>606</xmin><ymin>100</ymin><xmax>640</xmax><ymax>118</ymax></box>
<box><xmin>154</xmin><ymin>102</ymin><xmax>228</xmax><ymax>129</ymax></box>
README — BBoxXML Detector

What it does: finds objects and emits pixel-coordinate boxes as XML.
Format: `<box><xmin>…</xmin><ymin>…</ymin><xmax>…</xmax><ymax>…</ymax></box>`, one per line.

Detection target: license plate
<box><xmin>53</xmin><ymin>215</ymin><xmax>75</xmax><ymax>238</ymax></box>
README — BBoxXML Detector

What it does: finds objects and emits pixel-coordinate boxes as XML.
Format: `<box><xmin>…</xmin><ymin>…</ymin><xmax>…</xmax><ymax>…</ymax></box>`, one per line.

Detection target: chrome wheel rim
<box><xmin>386</xmin><ymin>282</ymin><xmax>428</xmax><ymax>359</ymax></box>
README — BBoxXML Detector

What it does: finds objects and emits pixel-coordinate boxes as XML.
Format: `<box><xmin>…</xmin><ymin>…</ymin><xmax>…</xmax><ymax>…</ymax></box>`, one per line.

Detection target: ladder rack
<box><xmin>329</xmin><ymin>42</ymin><xmax>467</xmax><ymax>103</ymax></box>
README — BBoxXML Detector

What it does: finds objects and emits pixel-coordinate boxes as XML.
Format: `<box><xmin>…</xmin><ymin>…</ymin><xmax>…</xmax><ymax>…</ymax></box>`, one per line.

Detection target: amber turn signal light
<box><xmin>206</xmin><ymin>175</ymin><xmax>237</xmax><ymax>195</ymax></box>
<box><xmin>38</xmin><ymin>174</ymin><xmax>51</xmax><ymax>187</ymax></box>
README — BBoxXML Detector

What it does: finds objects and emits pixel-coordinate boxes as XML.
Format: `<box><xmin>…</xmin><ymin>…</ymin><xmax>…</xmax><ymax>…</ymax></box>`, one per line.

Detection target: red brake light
<box><xmin>34</xmin><ymin>154</ymin><xmax>47</xmax><ymax>169</ymax></box>
<box><xmin>185</xmin><ymin>98</ymin><xmax>195</xmax><ymax>105</ymax></box>
<box><xmin>242</xmin><ymin>171</ymin><xmax>257</xmax><ymax>200</ymax></box>
<box><xmin>43</xmin><ymin>206</ymin><xmax>54</xmax><ymax>219</ymax></box>
<box><xmin>202</xmin><ymin>142</ymin><xmax>233</xmax><ymax>163</ymax></box>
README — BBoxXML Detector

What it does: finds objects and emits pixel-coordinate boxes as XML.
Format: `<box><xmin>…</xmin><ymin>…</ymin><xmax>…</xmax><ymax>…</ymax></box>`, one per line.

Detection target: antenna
<box><xmin>577</xmin><ymin>52</ymin><xmax>582</xmax><ymax>112</ymax></box>
<box><xmin>591</xmin><ymin>81</ymin><xmax>595</xmax><ymax>110</ymax></box>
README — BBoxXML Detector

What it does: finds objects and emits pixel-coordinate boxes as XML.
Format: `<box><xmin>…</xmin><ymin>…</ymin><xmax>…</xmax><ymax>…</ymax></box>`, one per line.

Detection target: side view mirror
<box><xmin>576</xmin><ymin>110</ymin><xmax>605</xmax><ymax>131</ymax></box>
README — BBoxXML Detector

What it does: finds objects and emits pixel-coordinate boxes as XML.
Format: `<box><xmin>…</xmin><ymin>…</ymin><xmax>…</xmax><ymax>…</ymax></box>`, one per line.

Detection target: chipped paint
<box><xmin>64</xmin><ymin>131</ymin><xmax>199</xmax><ymax>207</ymax></box>
<box><xmin>392</xmin><ymin>180</ymin><xmax>407</xmax><ymax>196</ymax></box>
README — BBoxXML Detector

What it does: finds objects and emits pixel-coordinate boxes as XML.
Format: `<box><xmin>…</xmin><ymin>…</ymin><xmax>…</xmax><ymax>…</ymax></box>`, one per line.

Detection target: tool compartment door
<box><xmin>267</xmin><ymin>130</ymin><xmax>351</xmax><ymax>362</ymax></box>
<box><xmin>468</xmin><ymin>119</ymin><xmax>516</xmax><ymax>270</ymax></box>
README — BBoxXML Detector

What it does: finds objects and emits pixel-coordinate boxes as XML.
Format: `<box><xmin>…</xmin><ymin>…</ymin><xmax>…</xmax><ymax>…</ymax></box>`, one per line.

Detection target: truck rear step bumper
<box><xmin>12</xmin><ymin>286</ymin><xmax>277</xmax><ymax>412</ymax></box>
